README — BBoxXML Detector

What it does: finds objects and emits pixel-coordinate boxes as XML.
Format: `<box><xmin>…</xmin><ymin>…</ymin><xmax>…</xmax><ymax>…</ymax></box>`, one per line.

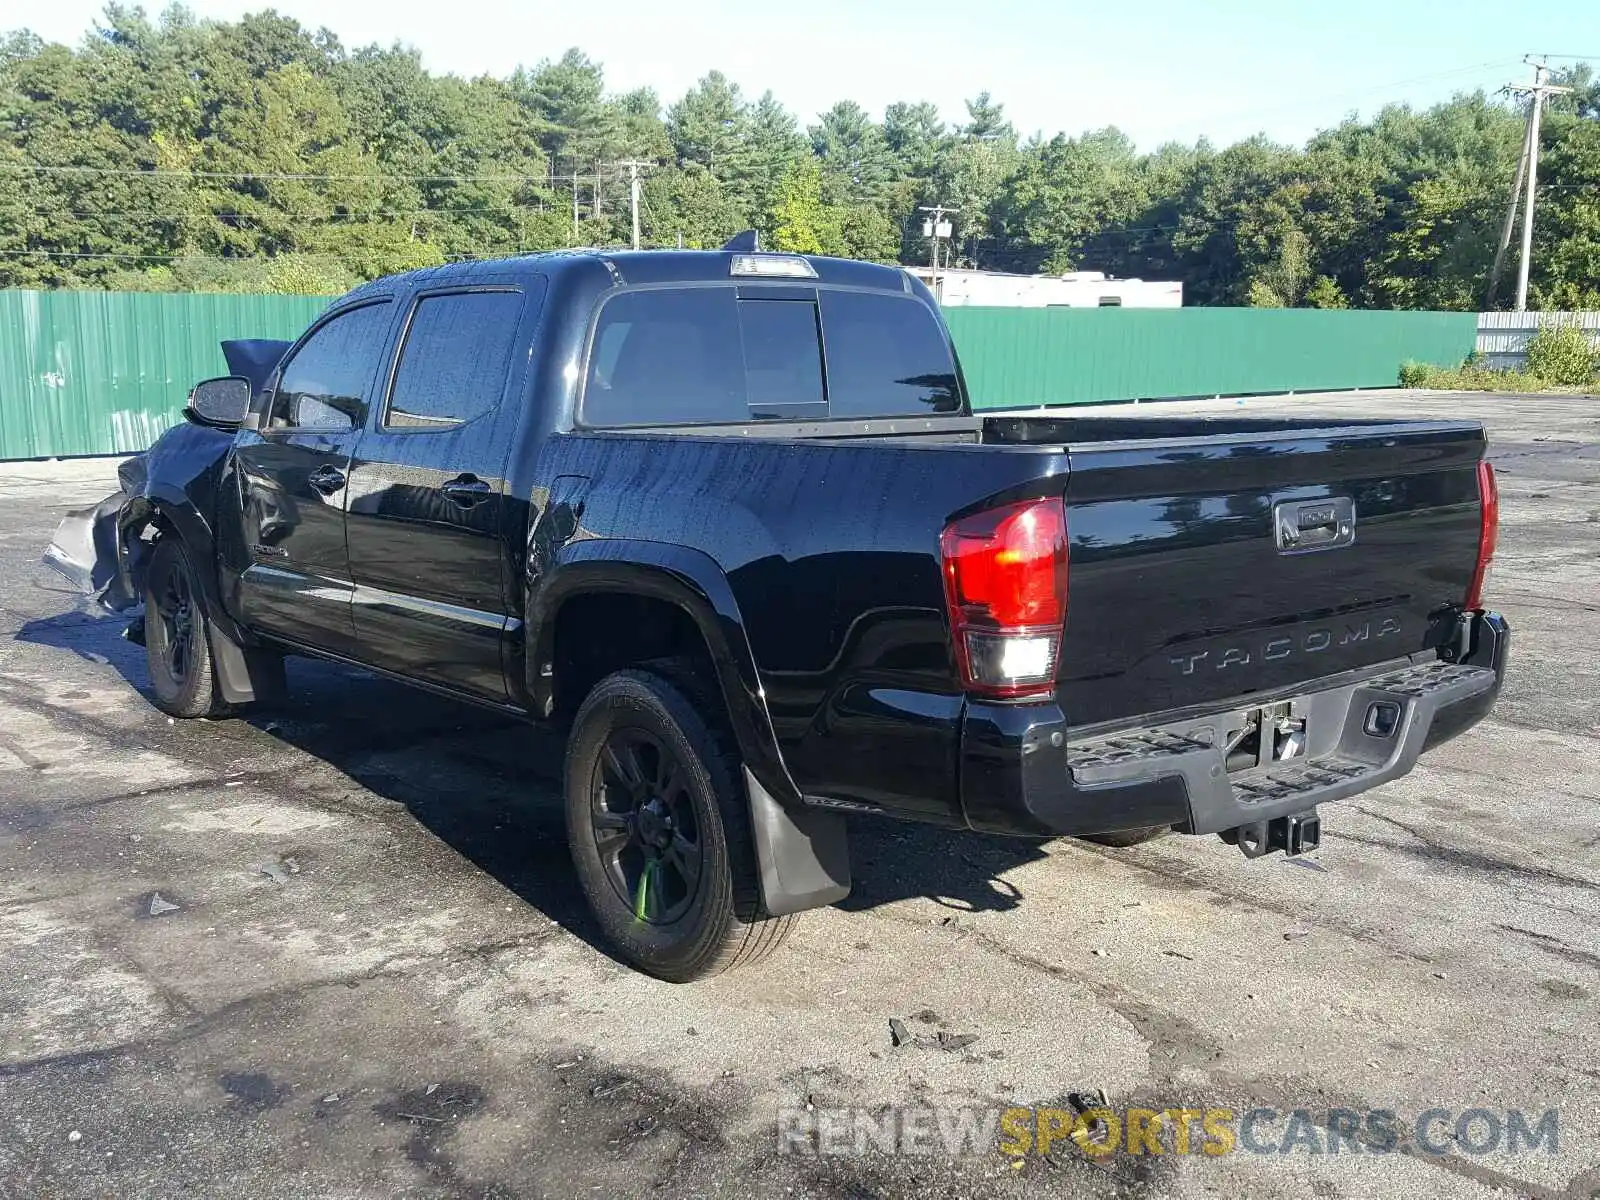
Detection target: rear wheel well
<box><xmin>552</xmin><ymin>592</ymin><xmax>721</xmax><ymax>721</ymax></box>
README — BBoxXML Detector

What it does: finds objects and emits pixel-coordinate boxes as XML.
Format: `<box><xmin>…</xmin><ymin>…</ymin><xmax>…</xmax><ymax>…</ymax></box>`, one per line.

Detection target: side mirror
<box><xmin>185</xmin><ymin>376</ymin><xmax>252</xmax><ymax>429</ymax></box>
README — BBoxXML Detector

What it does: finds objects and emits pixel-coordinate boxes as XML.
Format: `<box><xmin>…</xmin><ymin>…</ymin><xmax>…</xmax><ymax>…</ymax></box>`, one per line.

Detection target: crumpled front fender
<box><xmin>43</xmin><ymin>489</ymin><xmax>139</xmax><ymax>611</ymax></box>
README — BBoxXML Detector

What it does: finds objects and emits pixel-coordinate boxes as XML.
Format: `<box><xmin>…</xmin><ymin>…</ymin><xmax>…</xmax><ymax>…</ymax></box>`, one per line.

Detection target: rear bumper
<box><xmin>959</xmin><ymin>610</ymin><xmax>1509</xmax><ymax>838</ymax></box>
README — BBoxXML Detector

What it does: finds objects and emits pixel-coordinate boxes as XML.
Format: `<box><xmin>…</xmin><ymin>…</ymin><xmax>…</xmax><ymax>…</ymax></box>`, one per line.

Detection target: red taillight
<box><xmin>1465</xmin><ymin>460</ymin><xmax>1498</xmax><ymax>611</ymax></box>
<box><xmin>940</xmin><ymin>498</ymin><xmax>1067</xmax><ymax>698</ymax></box>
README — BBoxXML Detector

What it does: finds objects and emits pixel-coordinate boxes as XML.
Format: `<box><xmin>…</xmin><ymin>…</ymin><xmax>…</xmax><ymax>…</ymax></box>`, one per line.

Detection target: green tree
<box><xmin>667</xmin><ymin>71</ymin><xmax>746</xmax><ymax>179</ymax></box>
<box><xmin>0</xmin><ymin>12</ymin><xmax>1593</xmax><ymax>294</ymax></box>
<box><xmin>768</xmin><ymin>156</ymin><xmax>842</xmax><ymax>255</ymax></box>
<box><xmin>809</xmin><ymin>100</ymin><xmax>895</xmax><ymax>207</ymax></box>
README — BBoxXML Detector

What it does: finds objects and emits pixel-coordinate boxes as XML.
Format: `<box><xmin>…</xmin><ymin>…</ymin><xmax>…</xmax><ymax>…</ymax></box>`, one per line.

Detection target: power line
<box><xmin>0</xmin><ymin>164</ymin><xmax>551</xmax><ymax>183</ymax></box>
<box><xmin>0</xmin><ymin>246</ymin><xmax>612</xmax><ymax>264</ymax></box>
<box><xmin>1159</xmin><ymin>58</ymin><xmax>1525</xmax><ymax>139</ymax></box>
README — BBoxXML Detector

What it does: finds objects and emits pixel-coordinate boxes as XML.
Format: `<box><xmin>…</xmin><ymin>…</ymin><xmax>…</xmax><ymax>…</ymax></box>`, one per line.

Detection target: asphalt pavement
<box><xmin>0</xmin><ymin>390</ymin><xmax>1596</xmax><ymax>1199</ymax></box>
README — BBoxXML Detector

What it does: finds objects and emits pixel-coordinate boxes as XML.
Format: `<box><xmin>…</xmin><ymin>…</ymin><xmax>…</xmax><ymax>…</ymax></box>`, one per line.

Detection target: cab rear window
<box><xmin>581</xmin><ymin>285</ymin><xmax>959</xmax><ymax>426</ymax></box>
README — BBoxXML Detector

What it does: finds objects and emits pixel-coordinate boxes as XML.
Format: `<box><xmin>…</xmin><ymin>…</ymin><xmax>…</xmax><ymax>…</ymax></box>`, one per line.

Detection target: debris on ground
<box><xmin>889</xmin><ymin>1016</ymin><xmax>979</xmax><ymax>1052</ymax></box>
<box><xmin>258</xmin><ymin>856</ymin><xmax>302</xmax><ymax>885</ymax></box>
<box><xmin>1066</xmin><ymin>1088</ymin><xmax>1113</xmax><ymax>1154</ymax></box>
<box><xmin>146</xmin><ymin>893</ymin><xmax>179</xmax><ymax>917</ymax></box>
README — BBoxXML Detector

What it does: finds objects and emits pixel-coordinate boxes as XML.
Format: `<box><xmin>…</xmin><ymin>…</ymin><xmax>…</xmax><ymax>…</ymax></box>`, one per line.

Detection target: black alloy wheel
<box><xmin>152</xmin><ymin>557</ymin><xmax>196</xmax><ymax>685</ymax></box>
<box><xmin>591</xmin><ymin>729</ymin><xmax>704</xmax><ymax>924</ymax></box>
<box><xmin>563</xmin><ymin>668</ymin><xmax>797</xmax><ymax>981</ymax></box>
<box><xmin>142</xmin><ymin>536</ymin><xmax>221</xmax><ymax>719</ymax></box>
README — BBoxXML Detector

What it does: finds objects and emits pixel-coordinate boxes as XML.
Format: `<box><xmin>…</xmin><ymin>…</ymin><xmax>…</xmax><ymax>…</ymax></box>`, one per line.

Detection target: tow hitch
<box><xmin>1222</xmin><ymin>809</ymin><xmax>1321</xmax><ymax>859</ymax></box>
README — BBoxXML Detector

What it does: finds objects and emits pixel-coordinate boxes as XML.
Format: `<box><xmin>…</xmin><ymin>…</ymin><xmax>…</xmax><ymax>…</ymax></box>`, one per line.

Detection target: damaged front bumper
<box><xmin>43</xmin><ymin>489</ymin><xmax>139</xmax><ymax>612</ymax></box>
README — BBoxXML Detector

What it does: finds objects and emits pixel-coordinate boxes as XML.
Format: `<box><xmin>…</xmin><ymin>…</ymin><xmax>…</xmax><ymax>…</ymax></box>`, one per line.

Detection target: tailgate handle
<box><xmin>1274</xmin><ymin>497</ymin><xmax>1355</xmax><ymax>553</ymax></box>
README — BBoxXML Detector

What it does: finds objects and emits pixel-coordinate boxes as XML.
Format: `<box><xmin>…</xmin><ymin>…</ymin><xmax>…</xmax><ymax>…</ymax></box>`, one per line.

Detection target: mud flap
<box><xmin>206</xmin><ymin>619</ymin><xmax>286</xmax><ymax>707</ymax></box>
<box><xmin>744</xmin><ymin>768</ymin><xmax>851</xmax><ymax>916</ymax></box>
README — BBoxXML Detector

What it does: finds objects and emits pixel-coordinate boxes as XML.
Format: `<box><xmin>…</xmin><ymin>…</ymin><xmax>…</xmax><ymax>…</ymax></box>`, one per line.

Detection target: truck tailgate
<box><xmin>1055</xmin><ymin>420</ymin><xmax>1485</xmax><ymax>726</ymax></box>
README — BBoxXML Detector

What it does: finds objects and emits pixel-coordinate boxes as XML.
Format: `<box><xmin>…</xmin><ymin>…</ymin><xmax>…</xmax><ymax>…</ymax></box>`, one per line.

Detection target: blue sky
<box><xmin>19</xmin><ymin>0</ymin><xmax>1600</xmax><ymax>147</ymax></box>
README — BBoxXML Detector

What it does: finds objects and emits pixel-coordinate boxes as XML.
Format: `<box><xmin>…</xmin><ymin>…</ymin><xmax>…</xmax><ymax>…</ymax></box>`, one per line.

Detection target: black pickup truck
<box><xmin>48</xmin><ymin>243</ymin><xmax>1508</xmax><ymax>981</ymax></box>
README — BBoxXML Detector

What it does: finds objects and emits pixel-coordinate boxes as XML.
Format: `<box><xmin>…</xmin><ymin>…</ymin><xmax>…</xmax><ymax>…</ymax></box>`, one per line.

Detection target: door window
<box><xmin>385</xmin><ymin>291</ymin><xmax>527</xmax><ymax>429</ymax></box>
<box><xmin>268</xmin><ymin>301</ymin><xmax>393</xmax><ymax>431</ymax></box>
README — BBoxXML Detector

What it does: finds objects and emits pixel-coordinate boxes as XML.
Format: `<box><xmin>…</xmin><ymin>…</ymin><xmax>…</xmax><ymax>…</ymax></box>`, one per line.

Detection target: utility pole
<box><xmin>1485</xmin><ymin>115</ymin><xmax>1531</xmax><ymax>308</ymax></box>
<box><xmin>571</xmin><ymin>168</ymin><xmax>580</xmax><ymax>245</ymax></box>
<box><xmin>1507</xmin><ymin>57</ymin><xmax>1572</xmax><ymax>311</ymax></box>
<box><xmin>619</xmin><ymin>160</ymin><xmax>647</xmax><ymax>250</ymax></box>
<box><xmin>918</xmin><ymin>203</ymin><xmax>959</xmax><ymax>285</ymax></box>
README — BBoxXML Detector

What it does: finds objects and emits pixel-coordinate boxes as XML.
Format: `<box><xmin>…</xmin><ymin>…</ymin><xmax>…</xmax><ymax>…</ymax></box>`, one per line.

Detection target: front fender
<box><xmin>118</xmin><ymin>423</ymin><xmax>241</xmax><ymax>639</ymax></box>
<box><xmin>527</xmin><ymin>539</ymin><xmax>801</xmax><ymax>806</ymax></box>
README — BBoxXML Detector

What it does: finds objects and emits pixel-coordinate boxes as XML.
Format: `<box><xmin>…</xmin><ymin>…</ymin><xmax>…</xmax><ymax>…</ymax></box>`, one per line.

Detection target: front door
<box><xmin>226</xmin><ymin>299</ymin><xmax>396</xmax><ymax>655</ymax></box>
<box><xmin>344</xmin><ymin>285</ymin><xmax>538</xmax><ymax>699</ymax></box>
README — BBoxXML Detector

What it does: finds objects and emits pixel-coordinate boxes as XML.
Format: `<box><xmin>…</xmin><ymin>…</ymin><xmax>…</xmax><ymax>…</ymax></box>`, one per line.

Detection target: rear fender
<box><xmin>527</xmin><ymin>541</ymin><xmax>851</xmax><ymax>916</ymax></box>
<box><xmin>528</xmin><ymin>539</ymin><xmax>794</xmax><ymax>801</ymax></box>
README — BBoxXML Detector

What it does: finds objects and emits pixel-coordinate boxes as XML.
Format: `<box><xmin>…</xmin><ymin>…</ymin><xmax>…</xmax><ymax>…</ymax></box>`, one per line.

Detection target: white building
<box><xmin>907</xmin><ymin>267</ymin><xmax>1183</xmax><ymax>308</ymax></box>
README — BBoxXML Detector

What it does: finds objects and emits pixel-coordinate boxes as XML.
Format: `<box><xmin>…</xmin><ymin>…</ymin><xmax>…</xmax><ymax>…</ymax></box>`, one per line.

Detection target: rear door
<box><xmin>228</xmin><ymin>299</ymin><xmax>395</xmax><ymax>654</ymax></box>
<box><xmin>343</xmin><ymin>284</ymin><xmax>540</xmax><ymax>700</ymax></box>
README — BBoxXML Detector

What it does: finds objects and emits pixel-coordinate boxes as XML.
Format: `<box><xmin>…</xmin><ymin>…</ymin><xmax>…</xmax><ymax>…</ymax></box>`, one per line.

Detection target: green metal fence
<box><xmin>0</xmin><ymin>291</ymin><xmax>1480</xmax><ymax>460</ymax></box>
<box><xmin>0</xmin><ymin>290</ymin><xmax>328</xmax><ymax>460</ymax></box>
<box><xmin>944</xmin><ymin>306</ymin><xmax>1478</xmax><ymax>409</ymax></box>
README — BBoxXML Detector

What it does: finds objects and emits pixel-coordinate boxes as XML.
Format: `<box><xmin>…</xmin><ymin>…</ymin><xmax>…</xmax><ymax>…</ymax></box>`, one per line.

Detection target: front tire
<box><xmin>564</xmin><ymin>669</ymin><xmax>795</xmax><ymax>982</ymax></box>
<box><xmin>142</xmin><ymin>537</ymin><xmax>222</xmax><ymax>719</ymax></box>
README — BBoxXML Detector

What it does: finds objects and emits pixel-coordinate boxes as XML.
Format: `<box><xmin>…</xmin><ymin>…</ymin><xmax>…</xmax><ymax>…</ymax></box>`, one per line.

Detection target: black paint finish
<box><xmin>106</xmin><ymin>248</ymin><xmax>1505</xmax><ymax>839</ymax></box>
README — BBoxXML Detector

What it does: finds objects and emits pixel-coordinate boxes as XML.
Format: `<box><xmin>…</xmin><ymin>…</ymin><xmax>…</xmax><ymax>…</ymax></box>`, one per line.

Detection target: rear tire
<box><xmin>142</xmin><ymin>537</ymin><xmax>223</xmax><ymax>719</ymax></box>
<box><xmin>564</xmin><ymin>669</ymin><xmax>796</xmax><ymax>982</ymax></box>
<box><xmin>1079</xmin><ymin>825</ymin><xmax>1170</xmax><ymax>848</ymax></box>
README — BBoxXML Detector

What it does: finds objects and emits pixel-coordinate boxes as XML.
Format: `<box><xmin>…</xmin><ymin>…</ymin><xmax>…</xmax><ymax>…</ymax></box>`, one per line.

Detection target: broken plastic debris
<box><xmin>259</xmin><ymin>861</ymin><xmax>289</xmax><ymax>885</ymax></box>
<box><xmin>888</xmin><ymin>1018</ymin><xmax>913</xmax><ymax>1047</ymax></box>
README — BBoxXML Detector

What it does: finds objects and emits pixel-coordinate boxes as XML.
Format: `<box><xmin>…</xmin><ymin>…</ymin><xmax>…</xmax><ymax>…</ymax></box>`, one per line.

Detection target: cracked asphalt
<box><xmin>1</xmin><ymin>390</ymin><xmax>1596</xmax><ymax>1199</ymax></box>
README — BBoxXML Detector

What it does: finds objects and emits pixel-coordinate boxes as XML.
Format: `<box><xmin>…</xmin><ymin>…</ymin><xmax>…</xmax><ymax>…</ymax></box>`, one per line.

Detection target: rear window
<box><xmin>583</xmin><ymin>288</ymin><xmax>745</xmax><ymax>426</ymax></box>
<box><xmin>581</xmin><ymin>285</ymin><xmax>958</xmax><ymax>426</ymax></box>
<box><xmin>820</xmin><ymin>291</ymin><xmax>961</xmax><ymax>417</ymax></box>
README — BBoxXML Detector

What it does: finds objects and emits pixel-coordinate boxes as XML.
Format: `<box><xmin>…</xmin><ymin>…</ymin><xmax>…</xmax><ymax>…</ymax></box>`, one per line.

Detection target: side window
<box><xmin>819</xmin><ymin>291</ymin><xmax>962</xmax><ymax>417</ymax></box>
<box><xmin>583</xmin><ymin>288</ymin><xmax>745</xmax><ymax>426</ymax></box>
<box><xmin>269</xmin><ymin>302</ymin><xmax>393</xmax><ymax>431</ymax></box>
<box><xmin>385</xmin><ymin>291</ymin><xmax>527</xmax><ymax>430</ymax></box>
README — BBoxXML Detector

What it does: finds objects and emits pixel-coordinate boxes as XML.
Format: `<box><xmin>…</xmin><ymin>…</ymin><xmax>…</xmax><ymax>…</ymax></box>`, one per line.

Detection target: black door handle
<box><xmin>308</xmin><ymin>465</ymin><xmax>345</xmax><ymax>495</ymax></box>
<box><xmin>440</xmin><ymin>474</ymin><xmax>493</xmax><ymax>506</ymax></box>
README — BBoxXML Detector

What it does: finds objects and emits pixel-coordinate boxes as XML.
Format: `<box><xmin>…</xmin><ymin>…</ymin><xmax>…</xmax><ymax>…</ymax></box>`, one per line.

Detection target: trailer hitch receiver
<box><xmin>1223</xmin><ymin>809</ymin><xmax>1321</xmax><ymax>859</ymax></box>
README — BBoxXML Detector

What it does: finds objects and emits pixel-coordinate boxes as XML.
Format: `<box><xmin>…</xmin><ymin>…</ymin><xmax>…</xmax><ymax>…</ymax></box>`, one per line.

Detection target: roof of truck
<box><xmin>340</xmin><ymin>249</ymin><xmax>918</xmax><ymax>307</ymax></box>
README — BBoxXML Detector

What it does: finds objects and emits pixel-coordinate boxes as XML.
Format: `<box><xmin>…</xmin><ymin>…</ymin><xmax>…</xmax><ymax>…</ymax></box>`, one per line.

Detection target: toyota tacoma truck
<box><xmin>46</xmin><ymin>241</ymin><xmax>1509</xmax><ymax>981</ymax></box>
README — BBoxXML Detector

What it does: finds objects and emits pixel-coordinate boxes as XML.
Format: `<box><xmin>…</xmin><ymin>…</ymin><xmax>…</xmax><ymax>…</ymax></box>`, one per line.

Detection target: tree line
<box><xmin>2</xmin><ymin>7</ymin><xmax>1597</xmax><ymax>307</ymax></box>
